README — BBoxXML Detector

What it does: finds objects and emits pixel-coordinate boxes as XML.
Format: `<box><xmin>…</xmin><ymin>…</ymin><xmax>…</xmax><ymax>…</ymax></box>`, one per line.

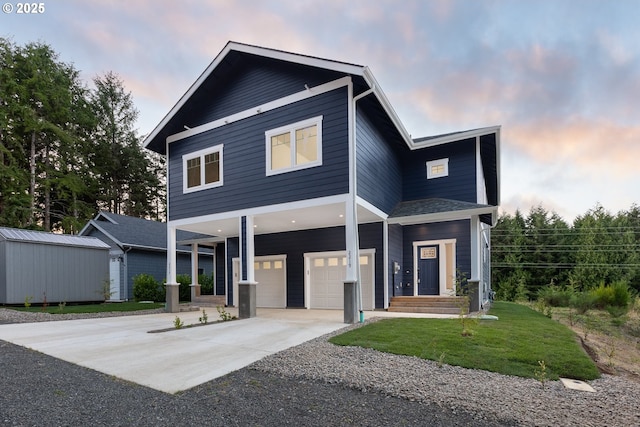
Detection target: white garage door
<box><xmin>232</xmin><ymin>255</ymin><xmax>286</xmax><ymax>308</ymax></box>
<box><xmin>306</xmin><ymin>250</ymin><xmax>374</xmax><ymax>310</ymax></box>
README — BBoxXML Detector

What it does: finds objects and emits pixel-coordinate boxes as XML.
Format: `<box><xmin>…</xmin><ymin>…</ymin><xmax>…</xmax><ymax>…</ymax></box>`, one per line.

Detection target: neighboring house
<box><xmin>143</xmin><ymin>42</ymin><xmax>500</xmax><ymax>319</ymax></box>
<box><xmin>0</xmin><ymin>227</ymin><xmax>110</xmax><ymax>304</ymax></box>
<box><xmin>79</xmin><ymin>211</ymin><xmax>215</xmax><ymax>301</ymax></box>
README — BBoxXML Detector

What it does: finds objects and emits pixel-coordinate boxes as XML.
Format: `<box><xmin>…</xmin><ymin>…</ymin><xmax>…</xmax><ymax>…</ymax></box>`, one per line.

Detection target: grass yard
<box><xmin>329</xmin><ymin>301</ymin><xmax>600</xmax><ymax>381</ymax></box>
<box><xmin>11</xmin><ymin>301</ymin><xmax>164</xmax><ymax>314</ymax></box>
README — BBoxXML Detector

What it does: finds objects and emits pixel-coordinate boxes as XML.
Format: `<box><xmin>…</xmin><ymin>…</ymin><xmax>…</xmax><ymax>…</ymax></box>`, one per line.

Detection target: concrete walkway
<box><xmin>0</xmin><ymin>308</ymin><xmax>454</xmax><ymax>394</ymax></box>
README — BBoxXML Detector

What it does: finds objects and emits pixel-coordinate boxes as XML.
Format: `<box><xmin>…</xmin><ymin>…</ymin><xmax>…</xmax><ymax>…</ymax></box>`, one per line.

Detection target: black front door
<box><xmin>418</xmin><ymin>245</ymin><xmax>439</xmax><ymax>295</ymax></box>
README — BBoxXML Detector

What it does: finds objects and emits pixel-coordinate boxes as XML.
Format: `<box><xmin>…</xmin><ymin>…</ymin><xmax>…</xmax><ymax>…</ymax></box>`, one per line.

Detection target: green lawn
<box><xmin>329</xmin><ymin>301</ymin><xmax>600</xmax><ymax>381</ymax></box>
<box><xmin>11</xmin><ymin>301</ymin><xmax>164</xmax><ymax>314</ymax></box>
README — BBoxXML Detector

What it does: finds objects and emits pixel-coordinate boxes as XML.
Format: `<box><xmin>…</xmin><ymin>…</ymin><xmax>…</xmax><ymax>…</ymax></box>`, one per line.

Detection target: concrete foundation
<box><xmin>238</xmin><ymin>282</ymin><xmax>256</xmax><ymax>318</ymax></box>
<box><xmin>165</xmin><ymin>283</ymin><xmax>180</xmax><ymax>313</ymax></box>
<box><xmin>343</xmin><ymin>280</ymin><xmax>358</xmax><ymax>324</ymax></box>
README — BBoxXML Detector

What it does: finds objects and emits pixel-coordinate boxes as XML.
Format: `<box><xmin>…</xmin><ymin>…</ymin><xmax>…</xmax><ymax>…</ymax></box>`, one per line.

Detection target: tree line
<box><xmin>491</xmin><ymin>204</ymin><xmax>640</xmax><ymax>300</ymax></box>
<box><xmin>0</xmin><ymin>38</ymin><xmax>165</xmax><ymax>233</ymax></box>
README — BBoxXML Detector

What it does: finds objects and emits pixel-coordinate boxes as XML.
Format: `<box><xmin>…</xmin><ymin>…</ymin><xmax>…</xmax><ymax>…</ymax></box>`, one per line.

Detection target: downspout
<box><xmin>352</xmin><ymin>85</ymin><xmax>375</xmax><ymax>322</ymax></box>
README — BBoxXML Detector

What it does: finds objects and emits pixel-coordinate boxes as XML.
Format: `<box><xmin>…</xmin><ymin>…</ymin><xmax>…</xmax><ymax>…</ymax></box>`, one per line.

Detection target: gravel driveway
<box><xmin>1</xmin><ymin>309</ymin><xmax>639</xmax><ymax>426</ymax></box>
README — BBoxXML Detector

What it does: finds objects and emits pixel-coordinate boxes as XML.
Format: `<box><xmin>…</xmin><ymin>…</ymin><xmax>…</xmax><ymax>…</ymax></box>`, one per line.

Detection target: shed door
<box><xmin>307</xmin><ymin>251</ymin><xmax>374</xmax><ymax>310</ymax></box>
<box><xmin>109</xmin><ymin>257</ymin><xmax>120</xmax><ymax>300</ymax></box>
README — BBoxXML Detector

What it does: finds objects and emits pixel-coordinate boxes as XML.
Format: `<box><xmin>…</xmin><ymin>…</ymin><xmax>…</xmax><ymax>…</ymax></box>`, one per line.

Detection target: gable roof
<box><xmin>79</xmin><ymin>212</ymin><xmax>214</xmax><ymax>252</ymax></box>
<box><xmin>143</xmin><ymin>41</ymin><xmax>413</xmax><ymax>154</ymax></box>
<box><xmin>0</xmin><ymin>227</ymin><xmax>110</xmax><ymax>249</ymax></box>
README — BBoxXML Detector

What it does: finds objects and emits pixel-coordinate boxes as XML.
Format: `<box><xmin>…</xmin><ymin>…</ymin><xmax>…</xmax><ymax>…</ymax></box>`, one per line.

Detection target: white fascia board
<box><xmin>495</xmin><ymin>127</ymin><xmax>502</xmax><ymax>206</ymax></box>
<box><xmin>356</xmin><ymin>196</ymin><xmax>388</xmax><ymax>220</ymax></box>
<box><xmin>82</xmin><ymin>221</ymin><xmax>124</xmax><ymax>250</ymax></box>
<box><xmin>167</xmin><ymin>76</ymin><xmax>352</xmax><ymax>144</ymax></box>
<box><xmin>411</xmin><ymin>125</ymin><xmax>502</xmax><ymax>149</ymax></box>
<box><xmin>362</xmin><ymin>67</ymin><xmax>414</xmax><ymax>148</ymax></box>
<box><xmin>231</xmin><ymin>42</ymin><xmax>366</xmax><ymax>76</ymax></box>
<box><xmin>388</xmin><ymin>206</ymin><xmax>498</xmax><ymax>225</ymax></box>
<box><xmin>168</xmin><ymin>194</ymin><xmax>350</xmax><ymax>229</ymax></box>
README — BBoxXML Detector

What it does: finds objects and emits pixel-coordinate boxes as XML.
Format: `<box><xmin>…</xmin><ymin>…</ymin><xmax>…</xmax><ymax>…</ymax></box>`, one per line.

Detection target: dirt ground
<box><xmin>550</xmin><ymin>304</ymin><xmax>640</xmax><ymax>382</ymax></box>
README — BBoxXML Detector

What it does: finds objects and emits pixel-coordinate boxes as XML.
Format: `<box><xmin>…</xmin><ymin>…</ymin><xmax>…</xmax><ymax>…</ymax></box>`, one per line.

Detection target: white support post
<box><xmin>165</xmin><ymin>225</ymin><xmax>179</xmax><ymax>313</ymax></box>
<box><xmin>238</xmin><ymin>215</ymin><xmax>256</xmax><ymax>318</ymax></box>
<box><xmin>190</xmin><ymin>243</ymin><xmax>199</xmax><ymax>301</ymax></box>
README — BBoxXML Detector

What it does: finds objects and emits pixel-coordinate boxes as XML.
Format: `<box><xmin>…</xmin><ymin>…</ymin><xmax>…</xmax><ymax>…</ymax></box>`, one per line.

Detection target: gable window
<box><xmin>426</xmin><ymin>158</ymin><xmax>449</xmax><ymax>179</ymax></box>
<box><xmin>183</xmin><ymin>144</ymin><xmax>224</xmax><ymax>193</ymax></box>
<box><xmin>266</xmin><ymin>116</ymin><xmax>322</xmax><ymax>175</ymax></box>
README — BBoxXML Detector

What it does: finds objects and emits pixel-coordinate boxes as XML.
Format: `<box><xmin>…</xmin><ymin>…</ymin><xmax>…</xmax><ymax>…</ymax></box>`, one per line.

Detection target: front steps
<box><xmin>388</xmin><ymin>296</ymin><xmax>467</xmax><ymax>315</ymax></box>
<box><xmin>190</xmin><ymin>295</ymin><xmax>226</xmax><ymax>307</ymax></box>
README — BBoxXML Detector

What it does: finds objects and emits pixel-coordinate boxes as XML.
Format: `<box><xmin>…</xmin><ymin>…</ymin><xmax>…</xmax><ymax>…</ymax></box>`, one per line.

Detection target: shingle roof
<box><xmin>389</xmin><ymin>198</ymin><xmax>494</xmax><ymax>218</ymax></box>
<box><xmin>0</xmin><ymin>227</ymin><xmax>110</xmax><ymax>249</ymax></box>
<box><xmin>82</xmin><ymin>212</ymin><xmax>214</xmax><ymax>252</ymax></box>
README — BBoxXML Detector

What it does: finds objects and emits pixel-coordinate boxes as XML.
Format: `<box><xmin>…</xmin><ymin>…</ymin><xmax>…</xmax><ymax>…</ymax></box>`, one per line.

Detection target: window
<box><xmin>266</xmin><ymin>116</ymin><xmax>322</xmax><ymax>175</ymax></box>
<box><xmin>426</xmin><ymin>158</ymin><xmax>449</xmax><ymax>179</ymax></box>
<box><xmin>183</xmin><ymin>144</ymin><xmax>224</xmax><ymax>193</ymax></box>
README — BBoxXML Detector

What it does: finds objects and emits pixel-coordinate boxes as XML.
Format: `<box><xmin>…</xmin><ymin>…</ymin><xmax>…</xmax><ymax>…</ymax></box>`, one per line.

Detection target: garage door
<box><xmin>232</xmin><ymin>255</ymin><xmax>286</xmax><ymax>308</ymax></box>
<box><xmin>306</xmin><ymin>250</ymin><xmax>374</xmax><ymax>310</ymax></box>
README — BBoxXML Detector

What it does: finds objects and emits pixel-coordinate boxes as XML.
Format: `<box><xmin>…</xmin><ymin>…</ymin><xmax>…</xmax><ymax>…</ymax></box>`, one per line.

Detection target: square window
<box><xmin>182</xmin><ymin>144</ymin><xmax>224</xmax><ymax>193</ymax></box>
<box><xmin>426</xmin><ymin>158</ymin><xmax>449</xmax><ymax>179</ymax></box>
<box><xmin>266</xmin><ymin>116</ymin><xmax>322</xmax><ymax>175</ymax></box>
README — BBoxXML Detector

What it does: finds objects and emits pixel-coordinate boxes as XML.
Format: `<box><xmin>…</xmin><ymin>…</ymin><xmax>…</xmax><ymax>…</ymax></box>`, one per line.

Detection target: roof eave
<box><xmin>412</xmin><ymin>125</ymin><xmax>502</xmax><ymax>149</ymax></box>
<box><xmin>388</xmin><ymin>206</ymin><xmax>498</xmax><ymax>225</ymax></box>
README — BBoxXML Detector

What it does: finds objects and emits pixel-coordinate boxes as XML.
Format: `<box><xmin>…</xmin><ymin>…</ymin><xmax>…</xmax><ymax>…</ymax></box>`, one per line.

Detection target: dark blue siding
<box><xmin>252</xmin><ymin>223</ymin><xmax>383</xmax><ymax>308</ymax></box>
<box><xmin>400</xmin><ymin>220</ymin><xmax>471</xmax><ymax>295</ymax></box>
<box><xmin>168</xmin><ymin>88</ymin><xmax>349</xmax><ymax>221</ymax></box>
<box><xmin>215</xmin><ymin>243</ymin><xmax>226</xmax><ymax>296</ymax></box>
<box><xmin>180</xmin><ymin>54</ymin><xmax>347</xmax><ymax>130</ymax></box>
<box><xmin>402</xmin><ymin>138</ymin><xmax>477</xmax><ymax>202</ymax></box>
<box><xmin>356</xmin><ymin>108</ymin><xmax>403</xmax><ymax>214</ymax></box>
<box><xmin>480</xmin><ymin>133</ymin><xmax>499</xmax><ymax>206</ymax></box>
<box><xmin>226</xmin><ymin>238</ymin><xmax>239</xmax><ymax>305</ymax></box>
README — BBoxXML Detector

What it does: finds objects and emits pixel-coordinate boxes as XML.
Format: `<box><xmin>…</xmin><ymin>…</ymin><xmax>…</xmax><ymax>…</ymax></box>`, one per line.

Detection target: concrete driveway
<box><xmin>0</xmin><ymin>308</ymin><xmax>454</xmax><ymax>394</ymax></box>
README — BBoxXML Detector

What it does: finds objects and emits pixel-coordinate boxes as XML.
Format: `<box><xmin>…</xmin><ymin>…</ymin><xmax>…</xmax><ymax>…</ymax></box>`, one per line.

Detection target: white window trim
<box><xmin>265</xmin><ymin>116</ymin><xmax>323</xmax><ymax>176</ymax></box>
<box><xmin>182</xmin><ymin>143</ymin><xmax>224</xmax><ymax>194</ymax></box>
<box><xmin>426</xmin><ymin>158</ymin><xmax>449</xmax><ymax>179</ymax></box>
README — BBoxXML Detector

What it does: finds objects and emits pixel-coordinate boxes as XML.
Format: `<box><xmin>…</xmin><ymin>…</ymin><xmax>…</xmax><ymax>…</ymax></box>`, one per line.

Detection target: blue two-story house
<box><xmin>143</xmin><ymin>42</ymin><xmax>500</xmax><ymax>321</ymax></box>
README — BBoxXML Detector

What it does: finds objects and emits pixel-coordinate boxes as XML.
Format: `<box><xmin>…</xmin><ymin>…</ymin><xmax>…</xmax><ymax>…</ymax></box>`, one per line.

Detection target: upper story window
<box><xmin>265</xmin><ymin>116</ymin><xmax>323</xmax><ymax>176</ymax></box>
<box><xmin>426</xmin><ymin>158</ymin><xmax>449</xmax><ymax>179</ymax></box>
<box><xmin>183</xmin><ymin>144</ymin><xmax>224</xmax><ymax>193</ymax></box>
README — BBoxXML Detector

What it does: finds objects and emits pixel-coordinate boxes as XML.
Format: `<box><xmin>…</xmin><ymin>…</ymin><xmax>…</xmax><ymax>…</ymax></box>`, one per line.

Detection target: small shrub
<box><xmin>199</xmin><ymin>309</ymin><xmax>208</xmax><ymax>324</ymax></box>
<box><xmin>590</xmin><ymin>283</ymin><xmax>615</xmax><ymax>309</ymax></box>
<box><xmin>534</xmin><ymin>360</ymin><xmax>548</xmax><ymax>389</ymax></box>
<box><xmin>611</xmin><ymin>280</ymin><xmax>632</xmax><ymax>308</ymax></box>
<box><xmin>176</xmin><ymin>274</ymin><xmax>192</xmax><ymax>302</ymax></box>
<box><xmin>217</xmin><ymin>306</ymin><xmax>235</xmax><ymax>321</ymax></box>
<box><xmin>173</xmin><ymin>316</ymin><xmax>184</xmax><ymax>329</ymax></box>
<box><xmin>570</xmin><ymin>292</ymin><xmax>597</xmax><ymax>314</ymax></box>
<box><xmin>133</xmin><ymin>274</ymin><xmax>162</xmax><ymax>302</ymax></box>
<box><xmin>537</xmin><ymin>285</ymin><xmax>573</xmax><ymax>307</ymax></box>
<box><xmin>24</xmin><ymin>295</ymin><xmax>32</xmax><ymax>308</ymax></box>
<box><xmin>58</xmin><ymin>301</ymin><xmax>66</xmax><ymax>312</ymax></box>
<box><xmin>198</xmin><ymin>273</ymin><xmax>214</xmax><ymax>294</ymax></box>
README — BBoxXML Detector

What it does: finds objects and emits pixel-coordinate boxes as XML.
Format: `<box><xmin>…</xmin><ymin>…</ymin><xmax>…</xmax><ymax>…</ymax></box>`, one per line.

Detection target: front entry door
<box><xmin>418</xmin><ymin>245</ymin><xmax>439</xmax><ymax>295</ymax></box>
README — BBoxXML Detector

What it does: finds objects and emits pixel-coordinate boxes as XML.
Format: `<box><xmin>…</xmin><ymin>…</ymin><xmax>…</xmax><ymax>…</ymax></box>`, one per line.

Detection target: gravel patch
<box><xmin>0</xmin><ymin>307</ymin><xmax>165</xmax><ymax>324</ymax></box>
<box><xmin>1</xmin><ymin>309</ymin><xmax>639</xmax><ymax>426</ymax></box>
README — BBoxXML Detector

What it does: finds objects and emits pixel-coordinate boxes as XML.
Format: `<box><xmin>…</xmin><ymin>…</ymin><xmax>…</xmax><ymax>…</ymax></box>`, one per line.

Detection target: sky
<box><xmin>2</xmin><ymin>0</ymin><xmax>639</xmax><ymax>222</ymax></box>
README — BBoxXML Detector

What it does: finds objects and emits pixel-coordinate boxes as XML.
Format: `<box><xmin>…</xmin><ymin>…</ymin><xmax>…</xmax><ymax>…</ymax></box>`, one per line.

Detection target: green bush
<box><xmin>610</xmin><ymin>280</ymin><xmax>632</xmax><ymax>308</ymax></box>
<box><xmin>176</xmin><ymin>274</ymin><xmax>192</xmax><ymax>302</ymax></box>
<box><xmin>198</xmin><ymin>273</ymin><xmax>214</xmax><ymax>294</ymax></box>
<box><xmin>133</xmin><ymin>274</ymin><xmax>163</xmax><ymax>302</ymax></box>
<box><xmin>570</xmin><ymin>292</ymin><xmax>597</xmax><ymax>314</ymax></box>
<box><xmin>537</xmin><ymin>285</ymin><xmax>574</xmax><ymax>307</ymax></box>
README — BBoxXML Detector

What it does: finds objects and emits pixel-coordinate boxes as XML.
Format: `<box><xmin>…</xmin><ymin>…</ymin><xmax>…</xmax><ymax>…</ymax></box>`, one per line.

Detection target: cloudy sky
<box><xmin>2</xmin><ymin>0</ymin><xmax>638</xmax><ymax>222</ymax></box>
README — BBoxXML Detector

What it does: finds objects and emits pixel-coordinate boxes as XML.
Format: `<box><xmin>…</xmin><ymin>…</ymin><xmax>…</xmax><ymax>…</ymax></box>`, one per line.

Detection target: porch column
<box><xmin>190</xmin><ymin>243</ymin><xmax>200</xmax><ymax>301</ymax></box>
<box><xmin>238</xmin><ymin>215</ymin><xmax>256</xmax><ymax>318</ymax></box>
<box><xmin>344</xmin><ymin>199</ymin><xmax>360</xmax><ymax>324</ymax></box>
<box><xmin>165</xmin><ymin>225</ymin><xmax>180</xmax><ymax>313</ymax></box>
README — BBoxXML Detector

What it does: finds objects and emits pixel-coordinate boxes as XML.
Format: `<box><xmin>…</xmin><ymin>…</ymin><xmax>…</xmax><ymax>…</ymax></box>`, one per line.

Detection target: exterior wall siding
<box><xmin>0</xmin><ymin>241</ymin><xmax>7</xmax><ymax>303</ymax></box>
<box><xmin>402</xmin><ymin>138</ymin><xmax>477</xmax><ymax>203</ymax></box>
<box><xmin>181</xmin><ymin>55</ymin><xmax>346</xmax><ymax>129</ymax></box>
<box><xmin>3</xmin><ymin>241</ymin><xmax>109</xmax><ymax>304</ymax></box>
<box><xmin>356</xmin><ymin>108</ymin><xmax>403</xmax><ymax>214</ymax></box>
<box><xmin>168</xmin><ymin>88</ymin><xmax>350</xmax><ymax>220</ymax></box>
<box><xmin>400</xmin><ymin>220</ymin><xmax>471</xmax><ymax>296</ymax></box>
